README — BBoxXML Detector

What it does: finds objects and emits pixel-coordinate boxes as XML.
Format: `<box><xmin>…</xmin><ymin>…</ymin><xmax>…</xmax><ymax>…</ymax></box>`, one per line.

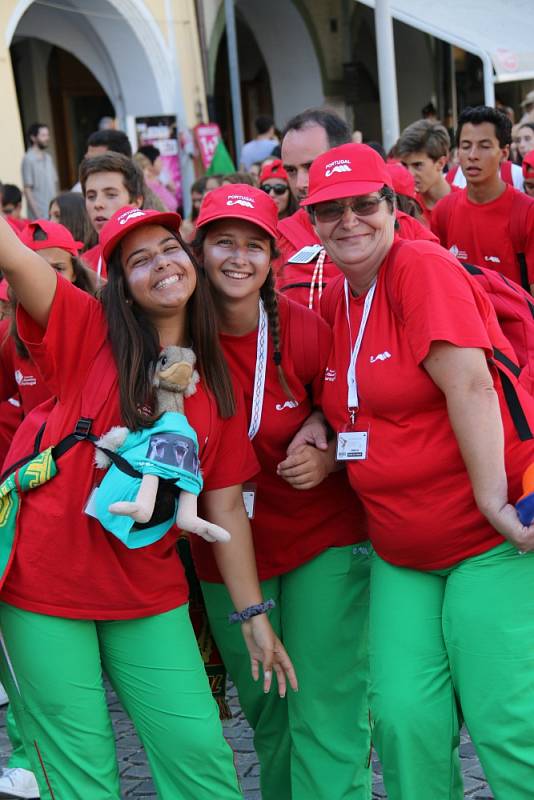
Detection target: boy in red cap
<box><xmin>432</xmin><ymin>106</ymin><xmax>534</xmax><ymax>294</ymax></box>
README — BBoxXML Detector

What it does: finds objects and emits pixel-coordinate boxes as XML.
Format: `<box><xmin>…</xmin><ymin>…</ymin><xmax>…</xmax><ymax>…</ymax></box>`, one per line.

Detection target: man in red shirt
<box><xmin>397</xmin><ymin>119</ymin><xmax>457</xmax><ymax>225</ymax></box>
<box><xmin>79</xmin><ymin>152</ymin><xmax>144</xmax><ymax>279</ymax></box>
<box><xmin>432</xmin><ymin>106</ymin><xmax>534</xmax><ymax>294</ymax></box>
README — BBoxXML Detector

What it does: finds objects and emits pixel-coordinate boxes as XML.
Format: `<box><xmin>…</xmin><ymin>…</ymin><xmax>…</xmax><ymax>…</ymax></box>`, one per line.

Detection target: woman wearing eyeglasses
<box><xmin>258</xmin><ymin>160</ymin><xmax>297</xmax><ymax>220</ymax></box>
<box><xmin>298</xmin><ymin>142</ymin><xmax>534</xmax><ymax>799</ymax></box>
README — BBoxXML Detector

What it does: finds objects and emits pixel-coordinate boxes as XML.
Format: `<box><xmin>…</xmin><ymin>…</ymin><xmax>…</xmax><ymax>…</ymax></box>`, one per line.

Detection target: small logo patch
<box><xmin>325</xmin><ymin>368</ymin><xmax>337</xmax><ymax>382</ymax></box>
<box><xmin>325</xmin><ymin>159</ymin><xmax>352</xmax><ymax>178</ymax></box>
<box><xmin>226</xmin><ymin>195</ymin><xmax>254</xmax><ymax>208</ymax></box>
<box><xmin>449</xmin><ymin>244</ymin><xmax>468</xmax><ymax>260</ymax></box>
<box><xmin>275</xmin><ymin>400</ymin><xmax>299</xmax><ymax>411</ymax></box>
<box><xmin>370</xmin><ymin>352</ymin><xmax>391</xmax><ymax>363</ymax></box>
<box><xmin>118</xmin><ymin>209</ymin><xmax>145</xmax><ymax>225</ymax></box>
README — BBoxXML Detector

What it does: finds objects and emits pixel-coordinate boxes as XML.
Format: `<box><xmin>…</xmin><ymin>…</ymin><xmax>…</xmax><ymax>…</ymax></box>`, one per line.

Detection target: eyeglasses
<box><xmin>311</xmin><ymin>196</ymin><xmax>386</xmax><ymax>223</ymax></box>
<box><xmin>260</xmin><ymin>183</ymin><xmax>288</xmax><ymax>196</ymax></box>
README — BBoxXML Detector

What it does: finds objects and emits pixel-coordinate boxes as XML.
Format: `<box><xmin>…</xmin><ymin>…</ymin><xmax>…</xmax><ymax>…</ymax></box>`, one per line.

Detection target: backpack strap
<box><xmin>383</xmin><ymin>244</ymin><xmax>533</xmax><ymax>442</ymax></box>
<box><xmin>509</xmin><ymin>190</ymin><xmax>533</xmax><ymax>293</ymax></box>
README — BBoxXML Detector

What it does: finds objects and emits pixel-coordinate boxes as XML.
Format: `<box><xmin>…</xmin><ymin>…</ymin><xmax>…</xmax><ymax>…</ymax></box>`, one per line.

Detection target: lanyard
<box><xmin>344</xmin><ymin>279</ymin><xmax>376</xmax><ymax>422</ymax></box>
<box><xmin>248</xmin><ymin>299</ymin><xmax>268</xmax><ymax>440</ymax></box>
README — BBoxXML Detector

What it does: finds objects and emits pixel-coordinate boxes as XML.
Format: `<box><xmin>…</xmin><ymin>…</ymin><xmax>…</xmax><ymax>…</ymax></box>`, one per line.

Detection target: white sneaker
<box><xmin>0</xmin><ymin>768</ymin><xmax>40</xmax><ymax>799</ymax></box>
<box><xmin>0</xmin><ymin>684</ymin><xmax>8</xmax><ymax>706</ymax></box>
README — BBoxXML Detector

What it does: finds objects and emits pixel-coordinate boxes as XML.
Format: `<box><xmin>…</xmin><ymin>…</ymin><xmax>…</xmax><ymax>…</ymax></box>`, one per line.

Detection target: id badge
<box><xmin>243</xmin><ymin>483</ymin><xmax>257</xmax><ymax>519</ymax></box>
<box><xmin>336</xmin><ymin>429</ymin><xmax>369</xmax><ymax>461</ymax></box>
<box><xmin>84</xmin><ymin>486</ymin><xmax>100</xmax><ymax>519</ymax></box>
<box><xmin>242</xmin><ymin>482</ymin><xmax>257</xmax><ymax>519</ymax></box>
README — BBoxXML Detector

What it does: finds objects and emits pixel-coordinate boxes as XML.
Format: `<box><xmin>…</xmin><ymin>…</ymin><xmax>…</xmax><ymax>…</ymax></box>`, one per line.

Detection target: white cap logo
<box><xmin>325</xmin><ymin>159</ymin><xmax>352</xmax><ymax>178</ymax></box>
<box><xmin>226</xmin><ymin>194</ymin><xmax>254</xmax><ymax>209</ymax></box>
<box><xmin>118</xmin><ymin>209</ymin><xmax>146</xmax><ymax>225</ymax></box>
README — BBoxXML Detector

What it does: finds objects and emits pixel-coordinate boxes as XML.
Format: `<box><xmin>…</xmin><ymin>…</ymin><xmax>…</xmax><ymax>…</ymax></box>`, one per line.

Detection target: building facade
<box><xmin>0</xmin><ymin>0</ymin><xmax>206</xmax><ymax>193</ymax></box>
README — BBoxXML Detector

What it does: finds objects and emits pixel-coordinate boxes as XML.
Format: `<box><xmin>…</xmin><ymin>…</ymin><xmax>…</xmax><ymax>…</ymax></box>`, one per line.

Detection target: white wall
<box><xmin>235</xmin><ymin>0</ymin><xmax>325</xmax><ymax>128</ymax></box>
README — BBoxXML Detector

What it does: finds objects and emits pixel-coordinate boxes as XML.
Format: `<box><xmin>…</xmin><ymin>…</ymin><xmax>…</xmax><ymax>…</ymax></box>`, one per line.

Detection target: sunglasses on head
<box><xmin>310</xmin><ymin>195</ymin><xmax>386</xmax><ymax>223</ymax></box>
<box><xmin>260</xmin><ymin>183</ymin><xmax>288</xmax><ymax>196</ymax></box>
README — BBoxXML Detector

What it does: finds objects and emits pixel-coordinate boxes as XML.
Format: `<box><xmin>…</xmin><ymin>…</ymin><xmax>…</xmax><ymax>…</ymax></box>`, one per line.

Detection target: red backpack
<box><xmin>385</xmin><ymin>241</ymin><xmax>534</xmax><ymax>440</ymax></box>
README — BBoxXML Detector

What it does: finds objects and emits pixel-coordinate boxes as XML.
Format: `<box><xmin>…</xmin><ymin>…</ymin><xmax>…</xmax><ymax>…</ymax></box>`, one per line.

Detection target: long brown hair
<box><xmin>101</xmin><ymin>229</ymin><xmax>235</xmax><ymax>430</ymax></box>
<box><xmin>193</xmin><ymin>227</ymin><xmax>294</xmax><ymax>401</ymax></box>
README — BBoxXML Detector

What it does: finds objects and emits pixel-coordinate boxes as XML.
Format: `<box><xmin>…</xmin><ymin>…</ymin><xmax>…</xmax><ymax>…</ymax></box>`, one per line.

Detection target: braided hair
<box><xmin>260</xmin><ymin>267</ymin><xmax>295</xmax><ymax>402</ymax></box>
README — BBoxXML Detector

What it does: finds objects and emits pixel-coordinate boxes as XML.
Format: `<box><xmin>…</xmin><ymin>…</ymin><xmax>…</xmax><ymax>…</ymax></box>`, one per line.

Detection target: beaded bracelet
<box><xmin>228</xmin><ymin>599</ymin><xmax>276</xmax><ymax>624</ymax></box>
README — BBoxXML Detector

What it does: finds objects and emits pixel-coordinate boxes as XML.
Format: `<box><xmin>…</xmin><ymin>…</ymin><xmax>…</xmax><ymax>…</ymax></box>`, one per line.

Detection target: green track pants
<box><xmin>0</xmin><ymin>603</ymin><xmax>242</xmax><ymax>800</ymax></box>
<box><xmin>369</xmin><ymin>542</ymin><xmax>534</xmax><ymax>800</ymax></box>
<box><xmin>202</xmin><ymin>544</ymin><xmax>372</xmax><ymax>800</ymax></box>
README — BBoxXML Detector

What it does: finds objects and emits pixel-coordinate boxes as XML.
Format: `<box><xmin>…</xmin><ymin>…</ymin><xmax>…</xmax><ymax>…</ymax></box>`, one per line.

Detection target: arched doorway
<box><xmin>210</xmin><ymin>0</ymin><xmax>325</xmax><ymax>158</ymax></box>
<box><xmin>10</xmin><ymin>41</ymin><xmax>115</xmax><ymax>187</ymax></box>
<box><xmin>6</xmin><ymin>0</ymin><xmax>177</xmax><ymax>188</ymax></box>
<box><xmin>214</xmin><ymin>16</ymin><xmax>274</xmax><ymax>163</ymax></box>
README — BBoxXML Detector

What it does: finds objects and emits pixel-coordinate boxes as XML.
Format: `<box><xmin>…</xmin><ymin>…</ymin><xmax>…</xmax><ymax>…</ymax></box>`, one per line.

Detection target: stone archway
<box><xmin>6</xmin><ymin>0</ymin><xmax>175</xmax><ymax>124</ymax></box>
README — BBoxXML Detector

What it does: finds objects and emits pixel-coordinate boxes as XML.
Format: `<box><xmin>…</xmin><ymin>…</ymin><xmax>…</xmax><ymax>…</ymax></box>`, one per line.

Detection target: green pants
<box><xmin>369</xmin><ymin>542</ymin><xmax>534</xmax><ymax>800</ymax></box>
<box><xmin>202</xmin><ymin>544</ymin><xmax>372</xmax><ymax>800</ymax></box>
<box><xmin>0</xmin><ymin>603</ymin><xmax>242</xmax><ymax>800</ymax></box>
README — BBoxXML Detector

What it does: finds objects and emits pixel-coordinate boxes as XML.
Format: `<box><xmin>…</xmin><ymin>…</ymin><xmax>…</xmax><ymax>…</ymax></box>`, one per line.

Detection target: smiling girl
<box><xmin>191</xmin><ymin>184</ymin><xmax>371</xmax><ymax>800</ymax></box>
<box><xmin>0</xmin><ymin>207</ymin><xmax>295</xmax><ymax>800</ymax></box>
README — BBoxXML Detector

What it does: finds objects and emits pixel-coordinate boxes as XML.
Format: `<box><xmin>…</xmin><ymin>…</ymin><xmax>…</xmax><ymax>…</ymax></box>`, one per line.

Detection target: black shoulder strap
<box><xmin>517</xmin><ymin>253</ymin><xmax>530</xmax><ymax>294</ymax></box>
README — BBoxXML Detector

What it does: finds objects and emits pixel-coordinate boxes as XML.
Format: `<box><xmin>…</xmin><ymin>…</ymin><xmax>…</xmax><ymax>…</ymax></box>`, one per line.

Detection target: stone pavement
<box><xmin>0</xmin><ymin>683</ymin><xmax>493</xmax><ymax>799</ymax></box>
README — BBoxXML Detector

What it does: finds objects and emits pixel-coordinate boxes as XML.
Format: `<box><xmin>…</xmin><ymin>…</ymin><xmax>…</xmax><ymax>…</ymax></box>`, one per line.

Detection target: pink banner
<box><xmin>194</xmin><ymin>123</ymin><xmax>222</xmax><ymax>170</ymax></box>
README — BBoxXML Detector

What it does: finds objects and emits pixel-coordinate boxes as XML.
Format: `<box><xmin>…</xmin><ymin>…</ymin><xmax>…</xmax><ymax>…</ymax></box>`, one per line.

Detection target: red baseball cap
<box><xmin>100</xmin><ymin>206</ymin><xmax>182</xmax><ymax>263</ymax></box>
<box><xmin>385</xmin><ymin>162</ymin><xmax>417</xmax><ymax>200</ymax></box>
<box><xmin>196</xmin><ymin>184</ymin><xmax>278</xmax><ymax>238</ymax></box>
<box><xmin>522</xmin><ymin>150</ymin><xmax>534</xmax><ymax>179</ymax></box>
<box><xmin>301</xmin><ymin>143</ymin><xmax>392</xmax><ymax>206</ymax></box>
<box><xmin>20</xmin><ymin>219</ymin><xmax>83</xmax><ymax>257</ymax></box>
<box><xmin>259</xmin><ymin>159</ymin><xmax>289</xmax><ymax>185</ymax></box>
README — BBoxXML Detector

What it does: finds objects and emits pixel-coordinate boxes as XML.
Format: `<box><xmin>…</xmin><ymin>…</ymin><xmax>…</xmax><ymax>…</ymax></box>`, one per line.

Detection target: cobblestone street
<box><xmin>0</xmin><ymin>683</ymin><xmax>493</xmax><ymax>799</ymax></box>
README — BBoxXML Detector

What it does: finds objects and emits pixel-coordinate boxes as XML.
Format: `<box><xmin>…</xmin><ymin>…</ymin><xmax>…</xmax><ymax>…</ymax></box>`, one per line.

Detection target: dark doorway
<box><xmin>10</xmin><ymin>40</ymin><xmax>114</xmax><ymax>189</ymax></box>
<box><xmin>48</xmin><ymin>47</ymin><xmax>115</xmax><ymax>188</ymax></box>
<box><xmin>213</xmin><ymin>16</ymin><xmax>273</xmax><ymax>164</ymax></box>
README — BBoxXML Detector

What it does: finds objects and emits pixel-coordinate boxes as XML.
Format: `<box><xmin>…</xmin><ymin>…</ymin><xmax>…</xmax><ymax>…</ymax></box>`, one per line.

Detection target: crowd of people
<box><xmin>0</xmin><ymin>90</ymin><xmax>533</xmax><ymax>800</ymax></box>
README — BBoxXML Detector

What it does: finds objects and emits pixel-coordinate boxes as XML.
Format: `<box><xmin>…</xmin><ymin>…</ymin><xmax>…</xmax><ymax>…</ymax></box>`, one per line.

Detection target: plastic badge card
<box><xmin>242</xmin><ymin>482</ymin><xmax>257</xmax><ymax>519</ymax></box>
<box><xmin>336</xmin><ymin>430</ymin><xmax>368</xmax><ymax>461</ymax></box>
<box><xmin>287</xmin><ymin>244</ymin><xmax>323</xmax><ymax>264</ymax></box>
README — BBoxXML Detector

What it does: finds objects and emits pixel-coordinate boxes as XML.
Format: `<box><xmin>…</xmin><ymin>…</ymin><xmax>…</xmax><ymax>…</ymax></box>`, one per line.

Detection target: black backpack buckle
<box><xmin>74</xmin><ymin>417</ymin><xmax>93</xmax><ymax>439</ymax></box>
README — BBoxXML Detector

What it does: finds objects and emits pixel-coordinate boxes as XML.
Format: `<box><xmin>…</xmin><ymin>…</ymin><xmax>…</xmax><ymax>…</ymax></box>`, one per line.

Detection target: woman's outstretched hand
<box><xmin>241</xmin><ymin>614</ymin><xmax>298</xmax><ymax>697</ymax></box>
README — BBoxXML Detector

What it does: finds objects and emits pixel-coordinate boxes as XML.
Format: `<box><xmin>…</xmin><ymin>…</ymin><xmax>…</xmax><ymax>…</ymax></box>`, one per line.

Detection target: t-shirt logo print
<box><xmin>325</xmin><ymin>160</ymin><xmax>352</xmax><ymax>178</ymax></box>
<box><xmin>226</xmin><ymin>195</ymin><xmax>254</xmax><ymax>208</ymax></box>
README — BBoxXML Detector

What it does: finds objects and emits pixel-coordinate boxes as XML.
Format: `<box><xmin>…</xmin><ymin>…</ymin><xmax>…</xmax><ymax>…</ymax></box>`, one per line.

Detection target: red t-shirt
<box><xmin>192</xmin><ymin>296</ymin><xmax>366</xmax><ymax>582</ymax></box>
<box><xmin>431</xmin><ymin>185</ymin><xmax>534</xmax><ymax>286</ymax></box>
<box><xmin>0</xmin><ymin>278</ymin><xmax>258</xmax><ymax>619</ymax></box>
<box><xmin>0</xmin><ymin>320</ymin><xmax>51</xmax><ymax>416</ymax></box>
<box><xmin>0</xmin><ymin>399</ymin><xmax>22</xmax><ymax>469</ymax></box>
<box><xmin>81</xmin><ymin>243</ymin><xmax>107</xmax><ymax>278</ymax></box>
<box><xmin>320</xmin><ymin>238</ymin><xmax>534</xmax><ymax>571</ymax></box>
